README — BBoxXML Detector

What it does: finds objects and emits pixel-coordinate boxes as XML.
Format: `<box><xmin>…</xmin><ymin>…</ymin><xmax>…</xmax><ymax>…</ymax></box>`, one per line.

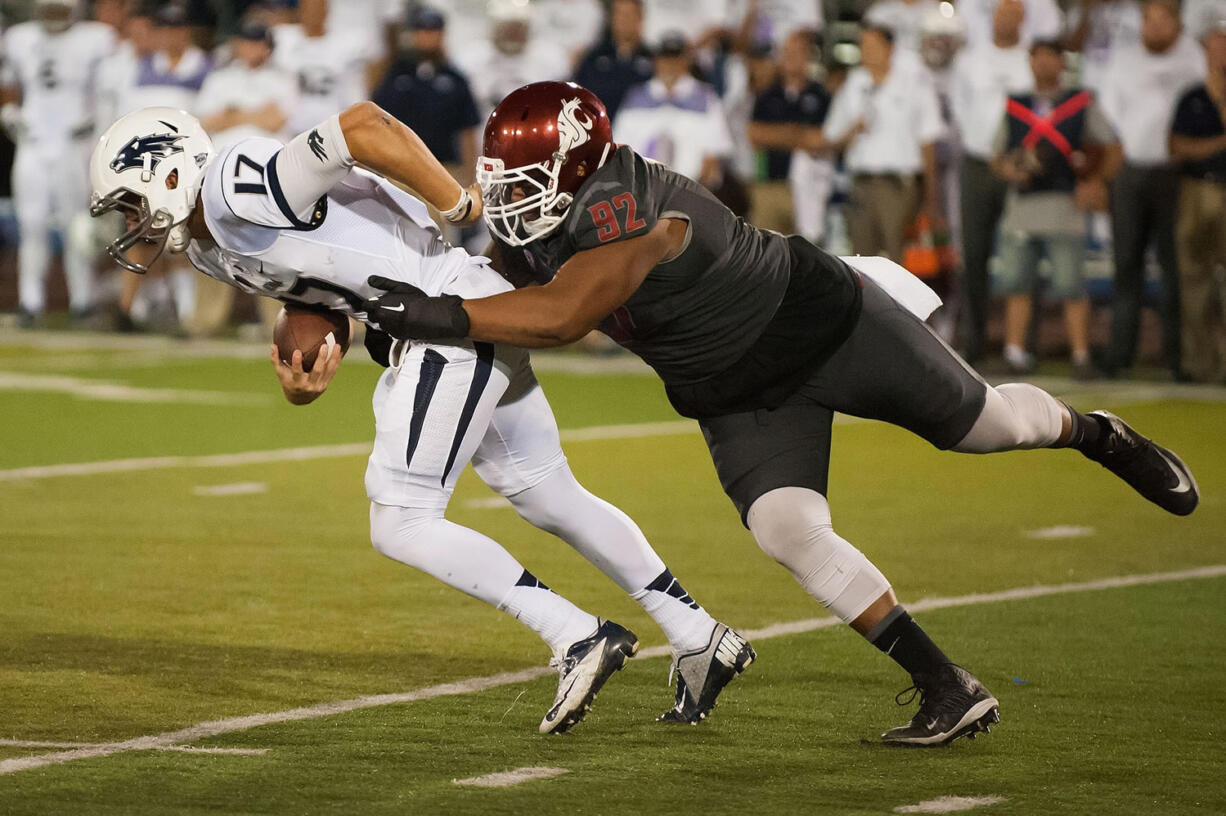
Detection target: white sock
<box><xmin>369</xmin><ymin>502</ymin><xmax>597</xmax><ymax>656</ymax></box>
<box><xmin>632</xmin><ymin>570</ymin><xmax>717</xmax><ymax>654</ymax></box>
<box><xmin>507</xmin><ymin>466</ymin><xmax>716</xmax><ymax>653</ymax></box>
<box><xmin>499</xmin><ymin>578</ymin><xmax>599</xmax><ymax>657</ymax></box>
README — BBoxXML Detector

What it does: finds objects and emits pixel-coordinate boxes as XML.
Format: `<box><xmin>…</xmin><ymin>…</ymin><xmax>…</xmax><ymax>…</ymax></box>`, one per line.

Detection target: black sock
<box><xmin>1057</xmin><ymin>403</ymin><xmax>1105</xmax><ymax>455</ymax></box>
<box><xmin>869</xmin><ymin>607</ymin><xmax>951</xmax><ymax>678</ymax></box>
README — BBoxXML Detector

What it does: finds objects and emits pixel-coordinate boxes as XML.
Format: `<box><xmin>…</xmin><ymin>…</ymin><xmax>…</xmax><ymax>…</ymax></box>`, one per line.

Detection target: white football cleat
<box><xmin>539</xmin><ymin>619</ymin><xmax>639</xmax><ymax>734</ymax></box>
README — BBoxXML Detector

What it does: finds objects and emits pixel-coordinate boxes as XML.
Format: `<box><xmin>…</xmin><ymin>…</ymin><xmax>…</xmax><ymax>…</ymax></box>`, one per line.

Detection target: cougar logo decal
<box><xmin>556</xmin><ymin>98</ymin><xmax>593</xmax><ymax>154</ymax></box>
<box><xmin>109</xmin><ymin>132</ymin><xmax>186</xmax><ymax>174</ymax></box>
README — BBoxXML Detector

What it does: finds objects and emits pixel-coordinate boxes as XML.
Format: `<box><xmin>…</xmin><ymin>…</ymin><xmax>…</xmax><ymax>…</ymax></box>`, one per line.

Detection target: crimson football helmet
<box><xmin>477</xmin><ymin>81</ymin><xmax>613</xmax><ymax>246</ymax></box>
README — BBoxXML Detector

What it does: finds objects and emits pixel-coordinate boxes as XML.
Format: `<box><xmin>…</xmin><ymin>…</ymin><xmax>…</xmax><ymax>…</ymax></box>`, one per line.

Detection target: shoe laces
<box><xmin>895</xmin><ymin>665</ymin><xmax>970</xmax><ymax>719</ymax></box>
<box><xmin>549</xmin><ymin>653</ymin><xmax>578</xmax><ymax>677</ymax></box>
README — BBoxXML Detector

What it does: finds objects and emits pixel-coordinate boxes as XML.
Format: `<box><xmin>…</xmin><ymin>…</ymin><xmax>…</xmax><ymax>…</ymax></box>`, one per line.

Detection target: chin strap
<box><xmin>167</xmin><ymin>222</ymin><xmax>192</xmax><ymax>253</ymax></box>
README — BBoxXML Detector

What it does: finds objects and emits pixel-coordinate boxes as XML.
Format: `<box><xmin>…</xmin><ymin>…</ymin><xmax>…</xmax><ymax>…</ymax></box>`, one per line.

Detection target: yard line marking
<box><xmin>192</xmin><ymin>482</ymin><xmax>269</xmax><ymax>497</ymax></box>
<box><xmin>0</xmin><ymin>564</ymin><xmax>1222</xmax><ymax>778</ymax></box>
<box><xmin>452</xmin><ymin>766</ymin><xmax>569</xmax><ymax>788</ymax></box>
<box><xmin>1024</xmin><ymin>525</ymin><xmax>1097</xmax><ymax>540</ymax></box>
<box><xmin>0</xmin><ymin>740</ymin><xmax>265</xmax><ymax>757</ymax></box>
<box><xmin>894</xmin><ymin>795</ymin><xmax>1006</xmax><ymax>813</ymax></box>
<box><xmin>0</xmin><ymin>422</ymin><xmax>700</xmax><ymax>483</ymax></box>
<box><xmin>0</xmin><ymin>372</ymin><xmax>269</xmax><ymax>406</ymax></box>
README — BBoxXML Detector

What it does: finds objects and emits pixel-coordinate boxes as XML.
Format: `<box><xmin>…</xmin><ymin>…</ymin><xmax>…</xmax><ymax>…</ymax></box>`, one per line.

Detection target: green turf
<box><xmin>1</xmin><ymin>339</ymin><xmax>1224</xmax><ymax>814</ymax></box>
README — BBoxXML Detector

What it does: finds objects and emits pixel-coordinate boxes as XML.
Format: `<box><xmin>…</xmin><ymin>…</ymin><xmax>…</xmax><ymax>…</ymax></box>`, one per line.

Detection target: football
<box><xmin>273</xmin><ymin>304</ymin><xmax>351</xmax><ymax>372</ymax></box>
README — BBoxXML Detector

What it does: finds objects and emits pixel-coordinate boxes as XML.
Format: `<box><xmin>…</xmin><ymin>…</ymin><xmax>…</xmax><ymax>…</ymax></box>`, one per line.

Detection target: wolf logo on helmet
<box><xmin>108</xmin><ymin>130</ymin><xmax>187</xmax><ymax>175</ymax></box>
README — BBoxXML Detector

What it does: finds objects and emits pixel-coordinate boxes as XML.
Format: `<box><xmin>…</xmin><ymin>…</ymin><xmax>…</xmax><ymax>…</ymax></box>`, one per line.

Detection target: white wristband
<box><xmin>441</xmin><ymin>188</ymin><xmax>473</xmax><ymax>223</ymax></box>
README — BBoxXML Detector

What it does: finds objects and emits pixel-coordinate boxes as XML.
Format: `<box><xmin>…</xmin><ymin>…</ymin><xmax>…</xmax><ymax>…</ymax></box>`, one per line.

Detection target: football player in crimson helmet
<box><xmin>477</xmin><ymin>82</ymin><xmax>614</xmax><ymax>247</ymax></box>
<box><xmin>365</xmin><ymin>80</ymin><xmax>1199</xmax><ymax>744</ymax></box>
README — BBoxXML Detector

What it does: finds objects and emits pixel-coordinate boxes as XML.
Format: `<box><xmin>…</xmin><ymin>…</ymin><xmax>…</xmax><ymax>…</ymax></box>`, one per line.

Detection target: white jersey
<box><xmin>196</xmin><ymin>61</ymin><xmax>299</xmax><ymax>148</ymax></box>
<box><xmin>272</xmin><ymin>25</ymin><xmax>367</xmax><ymax>135</ymax></box>
<box><xmin>1</xmin><ymin>21</ymin><xmax>116</xmax><ymax>144</ymax></box>
<box><xmin>188</xmin><ymin>134</ymin><xmax>508</xmax><ymax>322</ymax></box>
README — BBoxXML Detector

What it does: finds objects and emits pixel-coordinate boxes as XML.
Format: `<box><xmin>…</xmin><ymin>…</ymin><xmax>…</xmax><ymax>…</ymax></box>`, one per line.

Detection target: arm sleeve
<box><xmin>211</xmin><ymin>115</ymin><xmax>355</xmax><ymax>231</ymax></box>
<box><xmin>991</xmin><ymin>117</ymin><xmax>1008</xmax><ymax>157</ymax></box>
<box><xmin>1085</xmin><ymin>98</ymin><xmax>1118</xmax><ymax>145</ymax></box>
<box><xmin>268</xmin><ymin>114</ymin><xmax>356</xmax><ymax>224</ymax></box>
<box><xmin>822</xmin><ymin>83</ymin><xmax>854</xmax><ymax>143</ymax></box>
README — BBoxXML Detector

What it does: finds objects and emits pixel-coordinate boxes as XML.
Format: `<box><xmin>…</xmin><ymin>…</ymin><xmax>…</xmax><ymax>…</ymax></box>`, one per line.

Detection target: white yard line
<box><xmin>0</xmin><ymin>372</ymin><xmax>269</xmax><ymax>406</ymax></box>
<box><xmin>0</xmin><ymin>565</ymin><xmax>1221</xmax><ymax>777</ymax></box>
<box><xmin>192</xmin><ymin>482</ymin><xmax>269</xmax><ymax>497</ymax></box>
<box><xmin>452</xmin><ymin>766</ymin><xmax>569</xmax><ymax>788</ymax></box>
<box><xmin>0</xmin><ymin>740</ymin><xmax>265</xmax><ymax>757</ymax></box>
<box><xmin>0</xmin><ymin>422</ymin><xmax>700</xmax><ymax>483</ymax></box>
<box><xmin>894</xmin><ymin>795</ymin><xmax>1006</xmax><ymax>813</ymax></box>
<box><xmin>1023</xmin><ymin>525</ymin><xmax>1097</xmax><ymax>540</ymax></box>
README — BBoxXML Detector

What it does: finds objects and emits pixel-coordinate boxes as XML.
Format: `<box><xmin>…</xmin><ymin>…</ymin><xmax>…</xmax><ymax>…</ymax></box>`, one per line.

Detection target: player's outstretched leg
<box><xmin>951</xmin><ymin>383</ymin><xmax>1199</xmax><ymax>515</ymax></box>
<box><xmin>747</xmin><ymin>487</ymin><xmax>998</xmax><ymax>746</ymax></box>
<box><xmin>368</xmin><ymin>501</ymin><xmax>636</xmax><ymax>734</ymax></box>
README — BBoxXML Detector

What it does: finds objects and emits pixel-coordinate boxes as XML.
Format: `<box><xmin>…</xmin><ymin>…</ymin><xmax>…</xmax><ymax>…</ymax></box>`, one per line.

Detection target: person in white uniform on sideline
<box><xmin>0</xmin><ymin>0</ymin><xmax>115</xmax><ymax>325</ymax></box>
<box><xmin>87</xmin><ymin>101</ymin><xmax>748</xmax><ymax>736</ymax></box>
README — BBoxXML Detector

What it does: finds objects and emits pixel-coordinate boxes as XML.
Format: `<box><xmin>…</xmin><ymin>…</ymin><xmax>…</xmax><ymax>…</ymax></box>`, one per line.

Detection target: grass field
<box><xmin>1</xmin><ymin>330</ymin><xmax>1223</xmax><ymax>815</ymax></box>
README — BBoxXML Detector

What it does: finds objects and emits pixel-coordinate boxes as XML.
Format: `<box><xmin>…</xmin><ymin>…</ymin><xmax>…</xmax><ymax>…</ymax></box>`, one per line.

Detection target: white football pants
<box><xmin>11</xmin><ymin>141</ymin><xmax>94</xmax><ymax>314</ymax></box>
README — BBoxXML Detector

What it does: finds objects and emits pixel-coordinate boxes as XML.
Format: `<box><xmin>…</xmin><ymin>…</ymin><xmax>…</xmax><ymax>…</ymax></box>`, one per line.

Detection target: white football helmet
<box><xmin>89</xmin><ymin>107</ymin><xmax>214</xmax><ymax>274</ymax></box>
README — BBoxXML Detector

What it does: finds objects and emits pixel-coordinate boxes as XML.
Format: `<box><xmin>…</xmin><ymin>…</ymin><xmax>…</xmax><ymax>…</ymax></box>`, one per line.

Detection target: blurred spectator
<box><xmin>1064</xmin><ymin>0</ymin><xmax>1143</xmax><ymax>93</ymax></box>
<box><xmin>325</xmin><ymin>0</ymin><xmax>402</xmax><ymax>59</ymax></box>
<box><xmin>747</xmin><ymin>31</ymin><xmax>832</xmax><ymax>241</ymax></box>
<box><xmin>644</xmin><ymin>0</ymin><xmax>729</xmax><ymax>53</ymax></box>
<box><xmin>458</xmin><ymin>0</ymin><xmax>569</xmax><ymax>117</ymax></box>
<box><xmin>919</xmin><ymin>6</ymin><xmax>966</xmax><ymax>241</ymax></box>
<box><xmin>572</xmin><ymin>0</ymin><xmax>655</xmax><ymax>119</ymax></box>
<box><xmin>614</xmin><ymin>32</ymin><xmax>734</xmax><ymax>188</ymax></box>
<box><xmin>533</xmin><ymin>0</ymin><xmax>606</xmax><ymax>69</ymax></box>
<box><xmin>197</xmin><ymin>22</ymin><xmax>295</xmax><ymax>148</ymax></box>
<box><xmin>272</xmin><ymin>0</ymin><xmax>367</xmax><ymax>135</ymax></box>
<box><xmin>723</xmin><ymin>39</ymin><xmax>779</xmax><ymax>182</ymax></box>
<box><xmin>822</xmin><ymin>24</ymin><xmax>944</xmax><ymax>260</ymax></box>
<box><xmin>371</xmin><ymin>7</ymin><xmax>481</xmax><ymax>182</ymax></box>
<box><xmin>961</xmin><ymin>0</ymin><xmax>1063</xmax><ymax>47</ymax></box>
<box><xmin>96</xmin><ymin>1</ymin><xmax>155</xmax><ymax>128</ymax></box>
<box><xmin>990</xmin><ymin>40</ymin><xmax>1120</xmax><ymax>376</ymax></box>
<box><xmin>193</xmin><ymin>19</ymin><xmax>296</xmax><ymax>337</ymax></box>
<box><xmin>1183</xmin><ymin>0</ymin><xmax>1226</xmax><ymax>38</ymax></box>
<box><xmin>1169</xmin><ymin>19</ymin><xmax>1226</xmax><ymax>382</ymax></box>
<box><xmin>952</xmin><ymin>0</ymin><xmax>1032</xmax><ymax>363</ymax></box>
<box><xmin>124</xmin><ymin>4</ymin><xmax>212</xmax><ymax>112</ymax></box>
<box><xmin>864</xmin><ymin>0</ymin><xmax>943</xmax><ymax>53</ymax></box>
<box><xmin>1100</xmin><ymin>0</ymin><xmax>1205</xmax><ymax>378</ymax></box>
<box><xmin>726</xmin><ymin>0</ymin><xmax>823</xmax><ymax>47</ymax></box>
<box><xmin>1</xmin><ymin>0</ymin><xmax>115</xmax><ymax>327</ymax></box>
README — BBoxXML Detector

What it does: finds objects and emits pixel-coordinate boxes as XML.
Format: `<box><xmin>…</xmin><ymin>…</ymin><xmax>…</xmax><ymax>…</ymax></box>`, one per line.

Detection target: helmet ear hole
<box><xmin>165</xmin><ymin>169</ymin><xmax>179</xmax><ymax>190</ymax></box>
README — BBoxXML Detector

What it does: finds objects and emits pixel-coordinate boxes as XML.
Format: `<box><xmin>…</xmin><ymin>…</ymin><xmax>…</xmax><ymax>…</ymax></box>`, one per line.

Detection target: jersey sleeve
<box><xmin>564</xmin><ymin>149</ymin><xmax>659</xmax><ymax>254</ymax></box>
<box><xmin>206</xmin><ymin>115</ymin><xmax>355</xmax><ymax>232</ymax></box>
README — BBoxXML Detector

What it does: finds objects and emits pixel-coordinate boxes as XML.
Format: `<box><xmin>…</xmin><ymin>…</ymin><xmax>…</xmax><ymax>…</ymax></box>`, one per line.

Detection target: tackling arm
<box><xmin>368</xmin><ymin>219</ymin><xmax>685</xmax><ymax>346</ymax></box>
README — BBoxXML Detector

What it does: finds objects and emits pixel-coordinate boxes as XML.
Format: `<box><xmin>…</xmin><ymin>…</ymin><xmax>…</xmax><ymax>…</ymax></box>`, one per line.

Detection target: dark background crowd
<box><xmin>2</xmin><ymin>0</ymin><xmax>1225</xmax><ymax>383</ymax></box>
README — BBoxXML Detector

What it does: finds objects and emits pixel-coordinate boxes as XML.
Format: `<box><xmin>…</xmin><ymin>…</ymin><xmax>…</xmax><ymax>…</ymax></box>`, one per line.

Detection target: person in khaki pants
<box><xmin>1169</xmin><ymin>20</ymin><xmax>1226</xmax><ymax>382</ymax></box>
<box><xmin>821</xmin><ymin>24</ymin><xmax>943</xmax><ymax>261</ymax></box>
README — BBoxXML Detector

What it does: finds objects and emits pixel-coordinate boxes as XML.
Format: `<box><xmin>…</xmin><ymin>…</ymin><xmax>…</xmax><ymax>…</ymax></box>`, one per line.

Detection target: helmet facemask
<box><xmin>89</xmin><ymin>107</ymin><xmax>214</xmax><ymax>274</ymax></box>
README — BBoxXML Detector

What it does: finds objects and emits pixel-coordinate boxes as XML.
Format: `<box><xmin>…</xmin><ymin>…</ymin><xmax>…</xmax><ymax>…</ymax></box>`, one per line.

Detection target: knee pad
<box><xmin>747</xmin><ymin>487</ymin><xmax>890</xmax><ymax>623</ymax></box>
<box><xmin>953</xmin><ymin>383</ymin><xmax>1064</xmax><ymax>453</ymax></box>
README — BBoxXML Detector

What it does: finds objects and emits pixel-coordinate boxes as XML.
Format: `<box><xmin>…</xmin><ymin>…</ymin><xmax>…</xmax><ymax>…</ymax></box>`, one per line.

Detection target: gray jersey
<box><xmin>520</xmin><ymin>146</ymin><xmax>861</xmax><ymax>417</ymax></box>
<box><xmin>525</xmin><ymin>146</ymin><xmax>791</xmax><ymax>384</ymax></box>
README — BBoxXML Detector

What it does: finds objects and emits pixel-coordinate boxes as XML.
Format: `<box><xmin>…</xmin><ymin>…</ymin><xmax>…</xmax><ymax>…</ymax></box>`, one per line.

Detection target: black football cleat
<box><xmin>539</xmin><ymin>619</ymin><xmax>639</xmax><ymax>734</ymax></box>
<box><xmin>658</xmin><ymin>623</ymin><xmax>755</xmax><ymax>725</ymax></box>
<box><xmin>881</xmin><ymin>664</ymin><xmax>999</xmax><ymax>747</ymax></box>
<box><xmin>1084</xmin><ymin>411</ymin><xmax>1199</xmax><ymax>516</ymax></box>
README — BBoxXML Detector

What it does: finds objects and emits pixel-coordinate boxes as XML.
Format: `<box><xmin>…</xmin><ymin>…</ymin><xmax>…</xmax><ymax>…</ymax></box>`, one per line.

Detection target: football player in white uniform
<box><xmin>88</xmin><ymin>102</ymin><xmax>752</xmax><ymax>733</ymax></box>
<box><xmin>271</xmin><ymin>0</ymin><xmax>367</xmax><ymax>136</ymax></box>
<box><xmin>0</xmin><ymin>0</ymin><xmax>115</xmax><ymax>324</ymax></box>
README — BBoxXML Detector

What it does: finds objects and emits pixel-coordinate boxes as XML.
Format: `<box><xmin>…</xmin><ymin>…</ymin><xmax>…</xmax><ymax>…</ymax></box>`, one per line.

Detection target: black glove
<box><xmin>363</xmin><ymin>325</ymin><xmax>394</xmax><ymax>368</ymax></box>
<box><xmin>365</xmin><ymin>276</ymin><xmax>471</xmax><ymax>341</ymax></box>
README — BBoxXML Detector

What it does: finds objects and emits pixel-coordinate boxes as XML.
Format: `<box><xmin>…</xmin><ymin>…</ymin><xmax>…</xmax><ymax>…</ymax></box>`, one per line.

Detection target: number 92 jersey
<box><xmin>188</xmin><ymin>135</ymin><xmax>509</xmax><ymax>319</ymax></box>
